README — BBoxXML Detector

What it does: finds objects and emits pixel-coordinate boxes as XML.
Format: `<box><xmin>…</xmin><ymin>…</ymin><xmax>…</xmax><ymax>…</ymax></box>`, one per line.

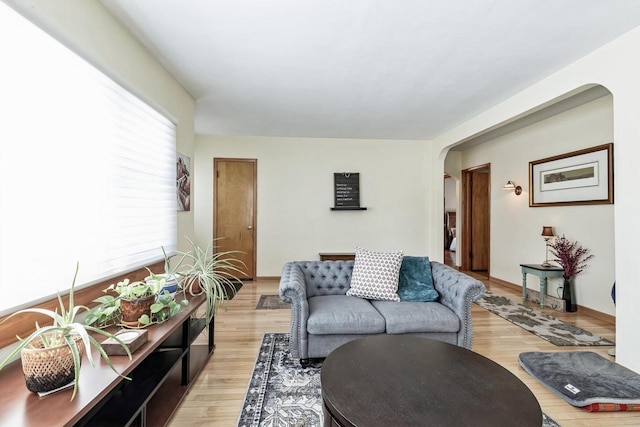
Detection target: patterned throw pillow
<box><xmin>346</xmin><ymin>247</ymin><xmax>403</xmax><ymax>301</ymax></box>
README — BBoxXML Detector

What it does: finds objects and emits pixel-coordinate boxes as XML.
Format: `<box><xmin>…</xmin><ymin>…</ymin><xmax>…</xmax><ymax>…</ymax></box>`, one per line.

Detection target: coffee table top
<box><xmin>321</xmin><ymin>335</ymin><xmax>542</xmax><ymax>427</ymax></box>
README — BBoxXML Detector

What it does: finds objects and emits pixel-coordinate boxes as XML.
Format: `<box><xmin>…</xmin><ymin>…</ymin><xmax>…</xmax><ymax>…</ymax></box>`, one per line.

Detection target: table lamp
<box><xmin>541</xmin><ymin>226</ymin><xmax>554</xmax><ymax>267</ymax></box>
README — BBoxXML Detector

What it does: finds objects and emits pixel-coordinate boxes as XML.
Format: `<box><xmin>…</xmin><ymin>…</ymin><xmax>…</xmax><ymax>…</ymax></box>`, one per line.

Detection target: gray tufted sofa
<box><xmin>279</xmin><ymin>260</ymin><xmax>485</xmax><ymax>365</ymax></box>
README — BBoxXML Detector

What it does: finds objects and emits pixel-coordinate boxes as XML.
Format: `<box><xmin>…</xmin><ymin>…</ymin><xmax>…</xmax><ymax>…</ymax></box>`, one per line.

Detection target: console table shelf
<box><xmin>0</xmin><ymin>293</ymin><xmax>214</xmax><ymax>427</ymax></box>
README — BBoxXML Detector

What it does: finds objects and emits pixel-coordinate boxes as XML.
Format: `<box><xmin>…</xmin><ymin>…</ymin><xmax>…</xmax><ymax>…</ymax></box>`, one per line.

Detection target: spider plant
<box><xmin>0</xmin><ymin>263</ymin><xmax>131</xmax><ymax>400</ymax></box>
<box><xmin>180</xmin><ymin>237</ymin><xmax>246</xmax><ymax>324</ymax></box>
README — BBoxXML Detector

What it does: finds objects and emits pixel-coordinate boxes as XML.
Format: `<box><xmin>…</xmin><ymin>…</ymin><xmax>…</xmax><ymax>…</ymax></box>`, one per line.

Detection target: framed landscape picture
<box><xmin>529</xmin><ymin>143</ymin><xmax>613</xmax><ymax>207</ymax></box>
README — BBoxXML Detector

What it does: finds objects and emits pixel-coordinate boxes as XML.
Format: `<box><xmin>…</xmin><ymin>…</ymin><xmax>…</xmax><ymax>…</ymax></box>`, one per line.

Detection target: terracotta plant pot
<box><xmin>185</xmin><ymin>276</ymin><xmax>203</xmax><ymax>295</ymax></box>
<box><xmin>120</xmin><ymin>294</ymin><xmax>155</xmax><ymax>326</ymax></box>
<box><xmin>20</xmin><ymin>334</ymin><xmax>85</xmax><ymax>393</ymax></box>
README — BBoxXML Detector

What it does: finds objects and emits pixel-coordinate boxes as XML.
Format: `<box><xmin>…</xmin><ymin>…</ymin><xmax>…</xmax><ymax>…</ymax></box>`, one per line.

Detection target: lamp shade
<box><xmin>541</xmin><ymin>226</ymin><xmax>554</xmax><ymax>237</ymax></box>
<box><xmin>503</xmin><ymin>181</ymin><xmax>516</xmax><ymax>190</ymax></box>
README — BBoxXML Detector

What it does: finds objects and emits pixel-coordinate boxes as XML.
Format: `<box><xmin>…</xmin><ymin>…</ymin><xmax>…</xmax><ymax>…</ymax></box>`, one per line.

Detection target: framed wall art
<box><xmin>177</xmin><ymin>152</ymin><xmax>191</xmax><ymax>211</ymax></box>
<box><xmin>529</xmin><ymin>143</ymin><xmax>613</xmax><ymax>207</ymax></box>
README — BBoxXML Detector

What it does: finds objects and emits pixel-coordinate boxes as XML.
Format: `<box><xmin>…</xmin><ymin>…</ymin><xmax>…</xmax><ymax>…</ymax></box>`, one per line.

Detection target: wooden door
<box><xmin>462</xmin><ymin>165</ymin><xmax>490</xmax><ymax>272</ymax></box>
<box><xmin>214</xmin><ymin>158</ymin><xmax>256</xmax><ymax>280</ymax></box>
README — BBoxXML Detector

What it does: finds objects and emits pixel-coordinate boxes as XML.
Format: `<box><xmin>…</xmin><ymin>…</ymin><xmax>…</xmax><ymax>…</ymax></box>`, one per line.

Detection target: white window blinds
<box><xmin>0</xmin><ymin>3</ymin><xmax>177</xmax><ymax>315</ymax></box>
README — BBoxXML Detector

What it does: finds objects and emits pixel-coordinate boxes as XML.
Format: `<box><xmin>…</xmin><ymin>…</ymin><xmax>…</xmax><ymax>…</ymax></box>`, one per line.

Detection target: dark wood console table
<box><xmin>321</xmin><ymin>335</ymin><xmax>542</xmax><ymax>427</ymax></box>
<box><xmin>0</xmin><ymin>293</ymin><xmax>213</xmax><ymax>427</ymax></box>
<box><xmin>319</xmin><ymin>252</ymin><xmax>355</xmax><ymax>261</ymax></box>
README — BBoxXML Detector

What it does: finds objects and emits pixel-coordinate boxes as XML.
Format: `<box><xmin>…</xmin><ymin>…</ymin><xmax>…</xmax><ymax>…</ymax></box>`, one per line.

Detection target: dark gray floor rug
<box><xmin>238</xmin><ymin>333</ymin><xmax>560</xmax><ymax>427</ymax></box>
<box><xmin>519</xmin><ymin>351</ymin><xmax>640</xmax><ymax>408</ymax></box>
<box><xmin>255</xmin><ymin>294</ymin><xmax>290</xmax><ymax>310</ymax></box>
<box><xmin>475</xmin><ymin>293</ymin><xmax>614</xmax><ymax>346</ymax></box>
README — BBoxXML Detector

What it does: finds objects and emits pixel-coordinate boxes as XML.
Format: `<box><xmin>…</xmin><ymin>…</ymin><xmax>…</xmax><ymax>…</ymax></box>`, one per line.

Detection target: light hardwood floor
<box><xmin>169</xmin><ymin>276</ymin><xmax>632</xmax><ymax>427</ymax></box>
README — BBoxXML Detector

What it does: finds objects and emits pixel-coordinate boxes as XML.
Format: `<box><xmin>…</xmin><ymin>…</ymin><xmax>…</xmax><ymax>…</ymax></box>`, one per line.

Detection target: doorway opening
<box><xmin>444</xmin><ymin>174</ymin><xmax>457</xmax><ymax>268</ymax></box>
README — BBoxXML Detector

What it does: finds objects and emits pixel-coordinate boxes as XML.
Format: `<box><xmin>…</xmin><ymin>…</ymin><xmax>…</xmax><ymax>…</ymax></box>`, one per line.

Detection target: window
<box><xmin>0</xmin><ymin>3</ymin><xmax>177</xmax><ymax>315</ymax></box>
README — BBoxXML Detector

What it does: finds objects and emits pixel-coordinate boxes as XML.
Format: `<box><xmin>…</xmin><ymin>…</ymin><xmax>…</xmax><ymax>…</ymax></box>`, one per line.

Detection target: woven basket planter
<box><xmin>20</xmin><ymin>335</ymin><xmax>85</xmax><ymax>393</ymax></box>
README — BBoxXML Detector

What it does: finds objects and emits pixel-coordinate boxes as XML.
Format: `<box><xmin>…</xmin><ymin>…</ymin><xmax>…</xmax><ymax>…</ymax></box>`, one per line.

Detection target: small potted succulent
<box><xmin>0</xmin><ymin>264</ymin><xmax>131</xmax><ymax>400</ymax></box>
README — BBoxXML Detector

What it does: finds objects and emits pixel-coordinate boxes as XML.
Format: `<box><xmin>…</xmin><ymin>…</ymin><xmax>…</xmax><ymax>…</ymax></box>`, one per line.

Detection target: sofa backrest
<box><xmin>295</xmin><ymin>261</ymin><xmax>354</xmax><ymax>298</ymax></box>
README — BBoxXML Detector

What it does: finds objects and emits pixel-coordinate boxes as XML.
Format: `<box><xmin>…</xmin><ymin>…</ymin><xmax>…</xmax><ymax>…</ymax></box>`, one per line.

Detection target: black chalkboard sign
<box><xmin>332</xmin><ymin>173</ymin><xmax>367</xmax><ymax>210</ymax></box>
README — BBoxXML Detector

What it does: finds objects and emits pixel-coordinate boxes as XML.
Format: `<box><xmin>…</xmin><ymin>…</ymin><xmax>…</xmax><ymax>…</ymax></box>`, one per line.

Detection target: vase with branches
<box><xmin>548</xmin><ymin>235</ymin><xmax>594</xmax><ymax>312</ymax></box>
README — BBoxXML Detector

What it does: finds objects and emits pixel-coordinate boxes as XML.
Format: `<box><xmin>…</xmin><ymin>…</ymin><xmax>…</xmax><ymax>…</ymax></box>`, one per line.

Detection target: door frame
<box><xmin>213</xmin><ymin>157</ymin><xmax>257</xmax><ymax>279</ymax></box>
<box><xmin>461</xmin><ymin>163</ymin><xmax>490</xmax><ymax>274</ymax></box>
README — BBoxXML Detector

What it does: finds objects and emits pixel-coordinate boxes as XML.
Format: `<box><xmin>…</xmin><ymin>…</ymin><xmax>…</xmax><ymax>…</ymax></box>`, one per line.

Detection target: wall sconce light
<box><xmin>503</xmin><ymin>180</ymin><xmax>522</xmax><ymax>195</ymax></box>
<box><xmin>541</xmin><ymin>226</ymin><xmax>554</xmax><ymax>267</ymax></box>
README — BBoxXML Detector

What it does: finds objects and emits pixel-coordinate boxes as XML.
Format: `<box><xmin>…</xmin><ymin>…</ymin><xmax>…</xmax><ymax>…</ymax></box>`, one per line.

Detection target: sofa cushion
<box><xmin>346</xmin><ymin>247</ymin><xmax>402</xmax><ymax>301</ymax></box>
<box><xmin>371</xmin><ymin>300</ymin><xmax>460</xmax><ymax>334</ymax></box>
<box><xmin>397</xmin><ymin>256</ymin><xmax>439</xmax><ymax>302</ymax></box>
<box><xmin>307</xmin><ymin>295</ymin><xmax>386</xmax><ymax>335</ymax></box>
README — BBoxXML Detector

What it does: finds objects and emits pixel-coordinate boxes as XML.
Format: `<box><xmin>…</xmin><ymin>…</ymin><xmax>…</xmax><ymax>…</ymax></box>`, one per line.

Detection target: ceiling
<box><xmin>100</xmin><ymin>0</ymin><xmax>640</xmax><ymax>141</ymax></box>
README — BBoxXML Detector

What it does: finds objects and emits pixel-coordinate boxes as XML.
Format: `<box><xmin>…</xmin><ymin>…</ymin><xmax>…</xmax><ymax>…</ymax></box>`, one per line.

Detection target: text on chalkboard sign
<box><xmin>334</xmin><ymin>173</ymin><xmax>360</xmax><ymax>208</ymax></box>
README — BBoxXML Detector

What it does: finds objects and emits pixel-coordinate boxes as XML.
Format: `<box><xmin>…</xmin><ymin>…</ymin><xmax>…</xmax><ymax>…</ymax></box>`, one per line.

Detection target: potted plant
<box><xmin>181</xmin><ymin>237</ymin><xmax>246</xmax><ymax>324</ymax></box>
<box><xmin>107</xmin><ymin>278</ymin><xmax>159</xmax><ymax>327</ymax></box>
<box><xmin>139</xmin><ymin>289</ymin><xmax>188</xmax><ymax>326</ymax></box>
<box><xmin>88</xmin><ymin>274</ymin><xmax>188</xmax><ymax>328</ymax></box>
<box><xmin>549</xmin><ymin>235</ymin><xmax>594</xmax><ymax>312</ymax></box>
<box><xmin>0</xmin><ymin>264</ymin><xmax>131</xmax><ymax>400</ymax></box>
<box><xmin>156</xmin><ymin>246</ymin><xmax>190</xmax><ymax>295</ymax></box>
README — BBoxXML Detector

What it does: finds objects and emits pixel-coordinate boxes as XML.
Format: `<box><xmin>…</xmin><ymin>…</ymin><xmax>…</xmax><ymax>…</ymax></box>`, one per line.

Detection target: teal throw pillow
<box><xmin>397</xmin><ymin>256</ymin><xmax>439</xmax><ymax>302</ymax></box>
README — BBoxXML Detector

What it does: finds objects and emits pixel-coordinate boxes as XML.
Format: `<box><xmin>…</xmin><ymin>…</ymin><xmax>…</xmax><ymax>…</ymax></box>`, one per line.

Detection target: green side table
<box><xmin>520</xmin><ymin>264</ymin><xmax>564</xmax><ymax>308</ymax></box>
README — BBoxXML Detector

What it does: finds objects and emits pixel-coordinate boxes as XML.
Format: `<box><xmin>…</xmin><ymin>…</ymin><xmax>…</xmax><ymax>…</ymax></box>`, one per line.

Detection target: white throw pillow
<box><xmin>346</xmin><ymin>247</ymin><xmax>403</xmax><ymax>301</ymax></box>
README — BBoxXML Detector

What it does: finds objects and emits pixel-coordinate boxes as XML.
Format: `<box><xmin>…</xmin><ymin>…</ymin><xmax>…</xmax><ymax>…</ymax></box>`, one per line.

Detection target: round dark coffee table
<box><xmin>321</xmin><ymin>335</ymin><xmax>541</xmax><ymax>427</ymax></box>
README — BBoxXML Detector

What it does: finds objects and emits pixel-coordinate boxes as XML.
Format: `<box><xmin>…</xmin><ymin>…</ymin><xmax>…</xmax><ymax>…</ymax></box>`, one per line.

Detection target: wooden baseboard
<box><xmin>256</xmin><ymin>276</ymin><xmax>281</xmax><ymax>281</ymax></box>
<box><xmin>489</xmin><ymin>276</ymin><xmax>615</xmax><ymax>325</ymax></box>
<box><xmin>578</xmin><ymin>305</ymin><xmax>616</xmax><ymax>325</ymax></box>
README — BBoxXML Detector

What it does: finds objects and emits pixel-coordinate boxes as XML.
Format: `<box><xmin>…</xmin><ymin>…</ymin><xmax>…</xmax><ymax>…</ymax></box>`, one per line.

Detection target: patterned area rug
<box><xmin>238</xmin><ymin>333</ymin><xmax>321</xmax><ymax>427</ymax></box>
<box><xmin>238</xmin><ymin>333</ymin><xmax>561</xmax><ymax>427</ymax></box>
<box><xmin>255</xmin><ymin>294</ymin><xmax>290</xmax><ymax>310</ymax></box>
<box><xmin>475</xmin><ymin>293</ymin><xmax>615</xmax><ymax>346</ymax></box>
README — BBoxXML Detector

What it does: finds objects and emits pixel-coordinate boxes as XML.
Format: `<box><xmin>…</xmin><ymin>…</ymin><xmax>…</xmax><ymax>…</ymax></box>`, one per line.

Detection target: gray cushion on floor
<box><xmin>371</xmin><ymin>300</ymin><xmax>460</xmax><ymax>334</ymax></box>
<box><xmin>519</xmin><ymin>351</ymin><xmax>640</xmax><ymax>407</ymax></box>
<box><xmin>307</xmin><ymin>295</ymin><xmax>385</xmax><ymax>335</ymax></box>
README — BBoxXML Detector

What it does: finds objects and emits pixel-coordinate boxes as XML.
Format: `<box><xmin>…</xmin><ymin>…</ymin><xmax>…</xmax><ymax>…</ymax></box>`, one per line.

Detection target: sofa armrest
<box><xmin>431</xmin><ymin>261</ymin><xmax>485</xmax><ymax>349</ymax></box>
<box><xmin>279</xmin><ymin>262</ymin><xmax>309</xmax><ymax>359</ymax></box>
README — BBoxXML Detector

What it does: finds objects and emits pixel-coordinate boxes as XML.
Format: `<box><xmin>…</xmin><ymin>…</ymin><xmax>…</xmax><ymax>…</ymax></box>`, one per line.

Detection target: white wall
<box><xmin>194</xmin><ymin>135</ymin><xmax>431</xmax><ymax>276</ymax></box>
<box><xmin>429</xmin><ymin>27</ymin><xmax>640</xmax><ymax>372</ymax></box>
<box><xmin>444</xmin><ymin>177</ymin><xmax>457</xmax><ymax>212</ymax></box>
<box><xmin>457</xmin><ymin>96</ymin><xmax>615</xmax><ymax>315</ymax></box>
<box><xmin>3</xmin><ymin>0</ymin><xmax>197</xmax><ymax>250</ymax></box>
